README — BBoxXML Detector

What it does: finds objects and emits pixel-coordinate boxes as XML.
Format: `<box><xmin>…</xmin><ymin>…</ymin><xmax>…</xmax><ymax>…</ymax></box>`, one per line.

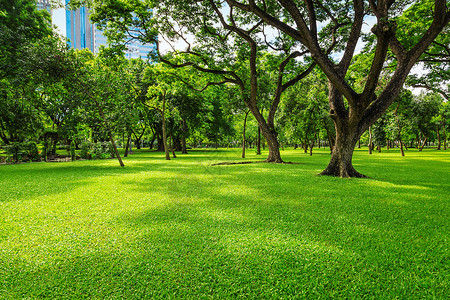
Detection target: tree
<box><xmin>201</xmin><ymin>86</ymin><xmax>235</xmax><ymax>148</ymax></box>
<box><xmin>73</xmin><ymin>0</ymin><xmax>329</xmax><ymax>163</ymax></box>
<box><xmin>0</xmin><ymin>0</ymin><xmax>52</xmax><ymax>81</ymax></box>
<box><xmin>278</xmin><ymin>68</ymin><xmax>332</xmax><ymax>155</ymax></box>
<box><xmin>143</xmin><ymin>64</ymin><xmax>181</xmax><ymax>160</ymax></box>
<box><xmin>65</xmin><ymin>50</ymin><xmax>127</xmax><ymax>166</ymax></box>
<box><xmin>168</xmin><ymin>89</ymin><xmax>203</xmax><ymax>154</ymax></box>
<box><xmin>0</xmin><ymin>82</ymin><xmax>43</xmax><ymax>144</ymax></box>
<box><xmin>403</xmin><ymin>5</ymin><xmax>449</xmax><ymax>101</ymax></box>
<box><xmin>224</xmin><ymin>0</ymin><xmax>449</xmax><ymax>177</ymax></box>
<box><xmin>410</xmin><ymin>92</ymin><xmax>441</xmax><ymax>151</ymax></box>
<box><xmin>0</xmin><ymin>0</ymin><xmax>53</xmax><ymax>144</ymax></box>
<box><xmin>385</xmin><ymin>89</ymin><xmax>414</xmax><ymax>156</ymax></box>
<box><xmin>437</xmin><ymin>101</ymin><xmax>450</xmax><ymax>150</ymax></box>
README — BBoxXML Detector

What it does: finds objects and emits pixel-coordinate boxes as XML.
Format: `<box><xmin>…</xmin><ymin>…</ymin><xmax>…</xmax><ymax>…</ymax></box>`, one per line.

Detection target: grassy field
<box><xmin>0</xmin><ymin>147</ymin><xmax>449</xmax><ymax>299</ymax></box>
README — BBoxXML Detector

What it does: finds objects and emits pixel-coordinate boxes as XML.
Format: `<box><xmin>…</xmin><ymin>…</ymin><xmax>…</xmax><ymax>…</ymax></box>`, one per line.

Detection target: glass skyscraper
<box><xmin>36</xmin><ymin>0</ymin><xmax>51</xmax><ymax>15</ymax></box>
<box><xmin>37</xmin><ymin>1</ymin><xmax>155</xmax><ymax>59</ymax></box>
<box><xmin>65</xmin><ymin>1</ymin><xmax>94</xmax><ymax>52</ymax></box>
<box><xmin>62</xmin><ymin>1</ymin><xmax>155</xmax><ymax>59</ymax></box>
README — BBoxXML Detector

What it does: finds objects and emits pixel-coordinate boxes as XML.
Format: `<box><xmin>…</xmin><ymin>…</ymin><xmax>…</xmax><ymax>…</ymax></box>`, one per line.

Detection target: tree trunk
<box><xmin>419</xmin><ymin>136</ymin><xmax>427</xmax><ymax>152</ymax></box>
<box><xmin>319</xmin><ymin>124</ymin><xmax>366</xmax><ymax>178</ymax></box>
<box><xmin>124</xmin><ymin>134</ymin><xmax>131</xmax><ymax>157</ymax></box>
<box><xmin>309</xmin><ymin>139</ymin><xmax>314</xmax><ymax>156</ymax></box>
<box><xmin>443</xmin><ymin>118</ymin><xmax>447</xmax><ymax>150</ymax></box>
<box><xmin>156</xmin><ymin>134</ymin><xmax>164</xmax><ymax>151</ymax></box>
<box><xmin>250</xmin><ymin>110</ymin><xmax>283</xmax><ymax>162</ymax></box>
<box><xmin>248</xmin><ymin>109</ymin><xmax>281</xmax><ymax>161</ymax></box>
<box><xmin>323</xmin><ymin>120</ymin><xmax>335</xmax><ymax>152</ymax></box>
<box><xmin>128</xmin><ymin>138</ymin><xmax>133</xmax><ymax>154</ymax></box>
<box><xmin>443</xmin><ymin>123</ymin><xmax>447</xmax><ymax>150</ymax></box>
<box><xmin>242</xmin><ymin>110</ymin><xmax>250</xmax><ymax>159</ymax></box>
<box><xmin>134</xmin><ymin>125</ymin><xmax>146</xmax><ymax>150</ymax></box>
<box><xmin>0</xmin><ymin>124</ymin><xmax>9</xmax><ymax>144</ymax></box>
<box><xmin>149</xmin><ymin>133</ymin><xmax>156</xmax><ymax>150</ymax></box>
<box><xmin>161</xmin><ymin>94</ymin><xmax>170</xmax><ymax>160</ymax></box>
<box><xmin>368</xmin><ymin>126</ymin><xmax>373</xmax><ymax>155</ymax></box>
<box><xmin>437</xmin><ymin>127</ymin><xmax>441</xmax><ymax>150</ymax></box>
<box><xmin>256</xmin><ymin>125</ymin><xmax>261</xmax><ymax>155</ymax></box>
<box><xmin>399</xmin><ymin>139</ymin><xmax>405</xmax><ymax>156</ymax></box>
<box><xmin>95</xmin><ymin>101</ymin><xmax>124</xmax><ymax>167</ymax></box>
<box><xmin>319</xmin><ymin>86</ymin><xmax>366</xmax><ymax>178</ymax></box>
<box><xmin>181</xmin><ymin>119</ymin><xmax>188</xmax><ymax>154</ymax></box>
<box><xmin>170</xmin><ymin>135</ymin><xmax>176</xmax><ymax>158</ymax></box>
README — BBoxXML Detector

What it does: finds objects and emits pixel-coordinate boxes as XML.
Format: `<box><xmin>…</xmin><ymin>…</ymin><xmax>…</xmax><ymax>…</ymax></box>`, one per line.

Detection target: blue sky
<box><xmin>52</xmin><ymin>7</ymin><xmax>65</xmax><ymax>36</ymax></box>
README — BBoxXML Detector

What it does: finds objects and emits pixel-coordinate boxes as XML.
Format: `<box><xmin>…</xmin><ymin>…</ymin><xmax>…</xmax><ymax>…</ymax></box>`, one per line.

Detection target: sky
<box><xmin>52</xmin><ymin>7</ymin><xmax>65</xmax><ymax>37</ymax></box>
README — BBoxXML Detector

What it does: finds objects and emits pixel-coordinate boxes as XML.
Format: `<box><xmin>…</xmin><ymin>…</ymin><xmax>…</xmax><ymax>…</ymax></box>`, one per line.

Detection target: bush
<box><xmin>100</xmin><ymin>142</ymin><xmax>114</xmax><ymax>158</ymax></box>
<box><xmin>23</xmin><ymin>142</ymin><xmax>40</xmax><ymax>162</ymax></box>
<box><xmin>80</xmin><ymin>141</ymin><xmax>113</xmax><ymax>160</ymax></box>
<box><xmin>42</xmin><ymin>140</ymin><xmax>48</xmax><ymax>161</ymax></box>
<box><xmin>93</xmin><ymin>142</ymin><xmax>103</xmax><ymax>159</ymax></box>
<box><xmin>5</xmin><ymin>142</ymin><xmax>41</xmax><ymax>163</ymax></box>
<box><xmin>5</xmin><ymin>142</ymin><xmax>22</xmax><ymax>162</ymax></box>
<box><xmin>106</xmin><ymin>142</ymin><xmax>115</xmax><ymax>158</ymax></box>
<box><xmin>70</xmin><ymin>141</ymin><xmax>76</xmax><ymax>161</ymax></box>
<box><xmin>80</xmin><ymin>142</ymin><xmax>92</xmax><ymax>159</ymax></box>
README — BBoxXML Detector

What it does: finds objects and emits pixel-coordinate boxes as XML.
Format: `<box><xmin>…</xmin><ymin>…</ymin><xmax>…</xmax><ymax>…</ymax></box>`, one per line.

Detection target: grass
<box><xmin>0</xmin><ymin>147</ymin><xmax>449</xmax><ymax>299</ymax></box>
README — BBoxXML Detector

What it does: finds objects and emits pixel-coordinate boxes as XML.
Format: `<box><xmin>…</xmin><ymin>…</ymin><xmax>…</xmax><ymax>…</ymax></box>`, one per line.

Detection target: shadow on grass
<box><xmin>1</xmin><ymin>149</ymin><xmax>448</xmax><ymax>298</ymax></box>
<box><xmin>0</xmin><ymin>161</ymin><xmax>162</xmax><ymax>202</ymax></box>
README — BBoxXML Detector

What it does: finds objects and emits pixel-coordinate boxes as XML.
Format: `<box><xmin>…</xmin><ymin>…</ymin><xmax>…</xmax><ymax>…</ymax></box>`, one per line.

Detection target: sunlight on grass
<box><xmin>0</xmin><ymin>148</ymin><xmax>449</xmax><ymax>298</ymax></box>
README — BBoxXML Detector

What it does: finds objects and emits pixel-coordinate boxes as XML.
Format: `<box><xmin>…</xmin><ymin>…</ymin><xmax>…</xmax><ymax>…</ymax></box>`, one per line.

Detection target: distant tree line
<box><xmin>0</xmin><ymin>0</ymin><xmax>449</xmax><ymax>175</ymax></box>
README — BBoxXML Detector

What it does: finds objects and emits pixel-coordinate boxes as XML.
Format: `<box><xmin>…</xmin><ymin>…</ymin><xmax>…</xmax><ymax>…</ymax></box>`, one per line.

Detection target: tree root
<box><xmin>318</xmin><ymin>167</ymin><xmax>369</xmax><ymax>178</ymax></box>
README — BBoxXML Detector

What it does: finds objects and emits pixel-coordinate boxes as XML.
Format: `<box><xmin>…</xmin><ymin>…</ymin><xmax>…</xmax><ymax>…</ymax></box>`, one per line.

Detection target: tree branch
<box><xmin>411</xmin><ymin>83</ymin><xmax>449</xmax><ymax>100</ymax></box>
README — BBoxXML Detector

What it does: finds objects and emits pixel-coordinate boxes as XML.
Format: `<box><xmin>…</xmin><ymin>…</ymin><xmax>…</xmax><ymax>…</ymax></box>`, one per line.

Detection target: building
<box><xmin>59</xmin><ymin>0</ymin><xmax>155</xmax><ymax>59</ymax></box>
<box><xmin>65</xmin><ymin>2</ymin><xmax>95</xmax><ymax>52</ymax></box>
<box><xmin>37</xmin><ymin>0</ymin><xmax>52</xmax><ymax>15</ymax></box>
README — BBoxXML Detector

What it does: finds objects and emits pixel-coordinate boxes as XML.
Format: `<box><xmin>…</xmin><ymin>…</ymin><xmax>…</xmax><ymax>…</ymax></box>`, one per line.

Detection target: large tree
<box><xmin>0</xmin><ymin>0</ymin><xmax>53</xmax><ymax>144</ymax></box>
<box><xmin>402</xmin><ymin>4</ymin><xmax>449</xmax><ymax>100</ymax></box>
<box><xmin>71</xmin><ymin>0</ymin><xmax>339</xmax><ymax>163</ymax></box>
<box><xmin>223</xmin><ymin>0</ymin><xmax>449</xmax><ymax>177</ymax></box>
<box><xmin>64</xmin><ymin>49</ymin><xmax>128</xmax><ymax>166</ymax></box>
<box><xmin>0</xmin><ymin>0</ymin><xmax>52</xmax><ymax>80</ymax></box>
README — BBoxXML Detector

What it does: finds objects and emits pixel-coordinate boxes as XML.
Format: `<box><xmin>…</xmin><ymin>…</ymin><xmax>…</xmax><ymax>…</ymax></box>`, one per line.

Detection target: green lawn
<box><xmin>0</xmin><ymin>147</ymin><xmax>449</xmax><ymax>298</ymax></box>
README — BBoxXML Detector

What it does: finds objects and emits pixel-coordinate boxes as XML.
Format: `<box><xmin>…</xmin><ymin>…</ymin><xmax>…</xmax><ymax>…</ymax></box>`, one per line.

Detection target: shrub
<box><xmin>80</xmin><ymin>142</ymin><xmax>92</xmax><ymax>159</ymax></box>
<box><xmin>23</xmin><ymin>142</ymin><xmax>40</xmax><ymax>162</ymax></box>
<box><xmin>5</xmin><ymin>142</ymin><xmax>40</xmax><ymax>162</ymax></box>
<box><xmin>106</xmin><ymin>142</ymin><xmax>115</xmax><ymax>158</ymax></box>
<box><xmin>70</xmin><ymin>141</ymin><xmax>76</xmax><ymax>161</ymax></box>
<box><xmin>101</xmin><ymin>141</ymin><xmax>114</xmax><ymax>158</ymax></box>
<box><xmin>5</xmin><ymin>142</ymin><xmax>22</xmax><ymax>162</ymax></box>
<box><xmin>42</xmin><ymin>140</ymin><xmax>48</xmax><ymax>161</ymax></box>
<box><xmin>79</xmin><ymin>141</ymin><xmax>113</xmax><ymax>160</ymax></box>
<box><xmin>93</xmin><ymin>142</ymin><xmax>103</xmax><ymax>159</ymax></box>
<box><xmin>94</xmin><ymin>142</ymin><xmax>114</xmax><ymax>159</ymax></box>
